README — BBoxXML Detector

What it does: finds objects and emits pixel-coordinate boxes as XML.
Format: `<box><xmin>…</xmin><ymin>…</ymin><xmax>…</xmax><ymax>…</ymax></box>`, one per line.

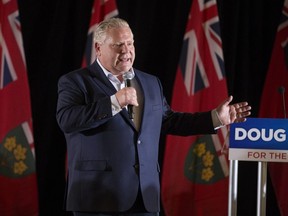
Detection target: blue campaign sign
<box><xmin>230</xmin><ymin>118</ymin><xmax>288</xmax><ymax>150</ymax></box>
<box><xmin>229</xmin><ymin>118</ymin><xmax>288</xmax><ymax>162</ymax></box>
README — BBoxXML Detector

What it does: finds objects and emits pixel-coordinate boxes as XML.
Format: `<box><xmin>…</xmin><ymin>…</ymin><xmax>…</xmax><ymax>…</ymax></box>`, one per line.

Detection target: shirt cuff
<box><xmin>111</xmin><ymin>95</ymin><xmax>122</xmax><ymax>116</ymax></box>
<box><xmin>212</xmin><ymin>109</ymin><xmax>224</xmax><ymax>130</ymax></box>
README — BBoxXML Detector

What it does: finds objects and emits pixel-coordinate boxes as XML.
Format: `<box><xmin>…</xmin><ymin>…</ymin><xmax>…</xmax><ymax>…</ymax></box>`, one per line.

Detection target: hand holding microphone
<box><xmin>115</xmin><ymin>72</ymin><xmax>138</xmax><ymax>119</ymax></box>
<box><xmin>123</xmin><ymin>72</ymin><xmax>136</xmax><ymax>119</ymax></box>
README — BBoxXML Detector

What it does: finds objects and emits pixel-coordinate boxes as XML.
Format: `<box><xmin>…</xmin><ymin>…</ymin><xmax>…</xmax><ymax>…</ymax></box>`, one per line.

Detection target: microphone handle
<box><xmin>128</xmin><ymin>105</ymin><xmax>134</xmax><ymax>119</ymax></box>
<box><xmin>126</xmin><ymin>79</ymin><xmax>134</xmax><ymax>119</ymax></box>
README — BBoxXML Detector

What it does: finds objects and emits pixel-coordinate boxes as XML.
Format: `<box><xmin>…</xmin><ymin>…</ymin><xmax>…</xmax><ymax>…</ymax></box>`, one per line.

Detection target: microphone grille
<box><xmin>123</xmin><ymin>71</ymin><xmax>134</xmax><ymax>81</ymax></box>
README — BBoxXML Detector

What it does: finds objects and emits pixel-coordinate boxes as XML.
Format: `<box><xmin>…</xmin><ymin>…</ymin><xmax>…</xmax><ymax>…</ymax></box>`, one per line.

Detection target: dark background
<box><xmin>17</xmin><ymin>0</ymin><xmax>284</xmax><ymax>215</ymax></box>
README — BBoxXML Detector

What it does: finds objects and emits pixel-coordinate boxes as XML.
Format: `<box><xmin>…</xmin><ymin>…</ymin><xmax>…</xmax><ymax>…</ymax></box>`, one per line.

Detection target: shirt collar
<box><xmin>97</xmin><ymin>58</ymin><xmax>135</xmax><ymax>82</ymax></box>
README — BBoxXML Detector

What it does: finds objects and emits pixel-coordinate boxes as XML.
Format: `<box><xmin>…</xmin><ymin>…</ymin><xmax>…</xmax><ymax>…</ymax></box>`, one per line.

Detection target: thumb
<box><xmin>220</xmin><ymin>95</ymin><xmax>233</xmax><ymax>107</ymax></box>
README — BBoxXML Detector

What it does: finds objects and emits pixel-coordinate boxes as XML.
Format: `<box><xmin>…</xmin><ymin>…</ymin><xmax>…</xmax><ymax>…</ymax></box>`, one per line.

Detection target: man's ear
<box><xmin>95</xmin><ymin>43</ymin><xmax>101</xmax><ymax>56</ymax></box>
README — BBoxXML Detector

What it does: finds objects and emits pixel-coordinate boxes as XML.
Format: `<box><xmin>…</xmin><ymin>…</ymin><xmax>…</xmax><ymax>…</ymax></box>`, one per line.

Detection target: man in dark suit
<box><xmin>56</xmin><ymin>18</ymin><xmax>251</xmax><ymax>216</ymax></box>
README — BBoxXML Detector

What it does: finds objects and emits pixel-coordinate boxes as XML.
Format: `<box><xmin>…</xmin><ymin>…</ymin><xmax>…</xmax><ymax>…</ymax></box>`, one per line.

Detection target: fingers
<box><xmin>125</xmin><ymin>87</ymin><xmax>138</xmax><ymax>106</ymax></box>
<box><xmin>237</xmin><ymin>110</ymin><xmax>251</xmax><ymax>118</ymax></box>
<box><xmin>233</xmin><ymin>103</ymin><xmax>251</xmax><ymax>114</ymax></box>
<box><xmin>233</xmin><ymin>103</ymin><xmax>252</xmax><ymax>123</ymax></box>
<box><xmin>233</xmin><ymin>101</ymin><xmax>249</xmax><ymax>109</ymax></box>
<box><xmin>115</xmin><ymin>87</ymin><xmax>138</xmax><ymax>108</ymax></box>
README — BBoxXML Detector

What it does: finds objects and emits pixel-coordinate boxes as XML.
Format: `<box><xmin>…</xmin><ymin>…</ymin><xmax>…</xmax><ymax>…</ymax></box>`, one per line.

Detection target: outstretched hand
<box><xmin>216</xmin><ymin>95</ymin><xmax>251</xmax><ymax>126</ymax></box>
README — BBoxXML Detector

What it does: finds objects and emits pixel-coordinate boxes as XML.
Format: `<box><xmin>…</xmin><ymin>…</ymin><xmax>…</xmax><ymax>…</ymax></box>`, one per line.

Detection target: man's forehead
<box><xmin>105</xmin><ymin>35</ymin><xmax>134</xmax><ymax>45</ymax></box>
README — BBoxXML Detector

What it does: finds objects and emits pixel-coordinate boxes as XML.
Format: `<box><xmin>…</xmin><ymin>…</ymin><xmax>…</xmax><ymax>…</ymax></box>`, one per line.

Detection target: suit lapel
<box><xmin>87</xmin><ymin>61</ymin><xmax>117</xmax><ymax>96</ymax></box>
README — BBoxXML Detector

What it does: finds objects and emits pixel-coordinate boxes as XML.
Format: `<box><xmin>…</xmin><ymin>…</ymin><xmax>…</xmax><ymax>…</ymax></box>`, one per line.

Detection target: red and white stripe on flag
<box><xmin>161</xmin><ymin>0</ymin><xmax>229</xmax><ymax>215</ymax></box>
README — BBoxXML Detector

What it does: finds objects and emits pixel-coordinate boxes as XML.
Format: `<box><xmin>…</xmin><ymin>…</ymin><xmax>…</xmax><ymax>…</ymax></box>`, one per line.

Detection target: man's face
<box><xmin>97</xmin><ymin>26</ymin><xmax>135</xmax><ymax>76</ymax></box>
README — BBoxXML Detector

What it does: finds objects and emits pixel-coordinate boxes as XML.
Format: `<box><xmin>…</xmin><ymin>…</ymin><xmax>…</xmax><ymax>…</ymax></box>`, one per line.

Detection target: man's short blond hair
<box><xmin>94</xmin><ymin>18</ymin><xmax>132</xmax><ymax>44</ymax></box>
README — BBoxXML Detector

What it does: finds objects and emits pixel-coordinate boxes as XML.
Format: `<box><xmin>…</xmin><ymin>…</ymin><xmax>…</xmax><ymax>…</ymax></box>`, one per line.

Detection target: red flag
<box><xmin>258</xmin><ymin>0</ymin><xmax>288</xmax><ymax>215</ymax></box>
<box><xmin>82</xmin><ymin>0</ymin><xmax>118</xmax><ymax>67</ymax></box>
<box><xmin>161</xmin><ymin>0</ymin><xmax>229</xmax><ymax>215</ymax></box>
<box><xmin>0</xmin><ymin>0</ymin><xmax>38</xmax><ymax>215</ymax></box>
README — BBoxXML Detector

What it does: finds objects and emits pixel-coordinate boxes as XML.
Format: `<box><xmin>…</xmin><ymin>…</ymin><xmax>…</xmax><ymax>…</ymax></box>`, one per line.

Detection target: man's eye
<box><xmin>111</xmin><ymin>43</ymin><xmax>119</xmax><ymax>48</ymax></box>
<box><xmin>112</xmin><ymin>42</ymin><xmax>134</xmax><ymax>48</ymax></box>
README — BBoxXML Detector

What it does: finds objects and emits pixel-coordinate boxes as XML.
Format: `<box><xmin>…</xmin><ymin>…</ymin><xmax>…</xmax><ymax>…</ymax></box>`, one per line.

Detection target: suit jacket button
<box><xmin>97</xmin><ymin>114</ymin><xmax>107</xmax><ymax>120</ymax></box>
<box><xmin>137</xmin><ymin>140</ymin><xmax>141</xmax><ymax>145</ymax></box>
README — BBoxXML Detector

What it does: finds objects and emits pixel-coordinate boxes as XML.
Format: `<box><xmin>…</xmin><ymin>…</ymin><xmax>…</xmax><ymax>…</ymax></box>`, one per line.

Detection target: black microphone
<box><xmin>123</xmin><ymin>71</ymin><xmax>135</xmax><ymax>119</ymax></box>
<box><xmin>278</xmin><ymin>86</ymin><xmax>287</xmax><ymax>118</ymax></box>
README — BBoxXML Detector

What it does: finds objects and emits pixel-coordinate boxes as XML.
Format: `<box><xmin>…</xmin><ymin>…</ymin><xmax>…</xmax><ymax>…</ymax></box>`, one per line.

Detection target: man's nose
<box><xmin>121</xmin><ymin>44</ymin><xmax>130</xmax><ymax>53</ymax></box>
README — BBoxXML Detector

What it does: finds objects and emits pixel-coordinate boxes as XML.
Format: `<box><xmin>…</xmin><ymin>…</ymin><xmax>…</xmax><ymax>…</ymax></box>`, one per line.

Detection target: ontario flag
<box><xmin>258</xmin><ymin>0</ymin><xmax>288</xmax><ymax>215</ymax></box>
<box><xmin>161</xmin><ymin>0</ymin><xmax>229</xmax><ymax>215</ymax></box>
<box><xmin>0</xmin><ymin>0</ymin><xmax>38</xmax><ymax>215</ymax></box>
<box><xmin>82</xmin><ymin>0</ymin><xmax>118</xmax><ymax>67</ymax></box>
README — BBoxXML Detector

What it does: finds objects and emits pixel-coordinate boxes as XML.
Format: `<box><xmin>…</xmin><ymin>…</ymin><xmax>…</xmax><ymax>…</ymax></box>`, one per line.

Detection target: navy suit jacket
<box><xmin>56</xmin><ymin>61</ymin><xmax>216</xmax><ymax>213</ymax></box>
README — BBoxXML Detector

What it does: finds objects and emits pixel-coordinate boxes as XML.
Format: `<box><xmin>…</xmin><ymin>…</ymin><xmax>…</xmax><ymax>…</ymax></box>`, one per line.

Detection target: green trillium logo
<box><xmin>0</xmin><ymin>124</ymin><xmax>36</xmax><ymax>178</ymax></box>
<box><xmin>184</xmin><ymin>134</ymin><xmax>228</xmax><ymax>184</ymax></box>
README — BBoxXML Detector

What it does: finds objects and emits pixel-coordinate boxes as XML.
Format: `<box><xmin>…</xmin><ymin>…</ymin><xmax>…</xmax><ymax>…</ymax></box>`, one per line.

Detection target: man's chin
<box><xmin>119</xmin><ymin>66</ymin><xmax>132</xmax><ymax>72</ymax></box>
